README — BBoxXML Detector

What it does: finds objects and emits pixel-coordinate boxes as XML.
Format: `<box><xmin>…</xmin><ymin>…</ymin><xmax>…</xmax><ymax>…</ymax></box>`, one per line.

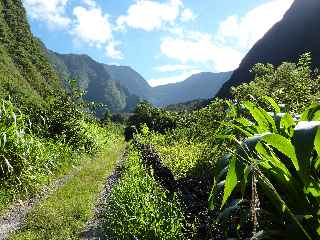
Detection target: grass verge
<box><xmin>9</xmin><ymin>139</ymin><xmax>125</xmax><ymax>240</ymax></box>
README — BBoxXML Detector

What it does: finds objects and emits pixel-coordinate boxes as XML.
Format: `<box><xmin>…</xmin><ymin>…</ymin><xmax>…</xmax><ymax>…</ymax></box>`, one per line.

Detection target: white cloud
<box><xmin>217</xmin><ymin>0</ymin><xmax>294</xmax><ymax>50</ymax></box>
<box><xmin>160</xmin><ymin>32</ymin><xmax>242</xmax><ymax>72</ymax></box>
<box><xmin>154</xmin><ymin>64</ymin><xmax>196</xmax><ymax>72</ymax></box>
<box><xmin>148</xmin><ymin>69</ymin><xmax>201</xmax><ymax>87</ymax></box>
<box><xmin>116</xmin><ymin>0</ymin><xmax>193</xmax><ymax>31</ymax></box>
<box><xmin>71</xmin><ymin>4</ymin><xmax>123</xmax><ymax>59</ymax></box>
<box><xmin>106</xmin><ymin>41</ymin><xmax>124</xmax><ymax>60</ymax></box>
<box><xmin>72</xmin><ymin>6</ymin><xmax>112</xmax><ymax>46</ymax></box>
<box><xmin>160</xmin><ymin>0</ymin><xmax>293</xmax><ymax>72</ymax></box>
<box><xmin>23</xmin><ymin>0</ymin><xmax>71</xmax><ymax>29</ymax></box>
<box><xmin>180</xmin><ymin>8</ymin><xmax>195</xmax><ymax>22</ymax></box>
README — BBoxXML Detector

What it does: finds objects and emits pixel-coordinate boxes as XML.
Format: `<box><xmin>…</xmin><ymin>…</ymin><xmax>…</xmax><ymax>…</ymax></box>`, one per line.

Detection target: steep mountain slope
<box><xmin>48</xmin><ymin>51</ymin><xmax>140</xmax><ymax>114</ymax></box>
<box><xmin>48</xmin><ymin>51</ymin><xmax>231</xmax><ymax>109</ymax></box>
<box><xmin>0</xmin><ymin>0</ymin><xmax>62</xmax><ymax>109</ymax></box>
<box><xmin>150</xmin><ymin>72</ymin><xmax>232</xmax><ymax>106</ymax></box>
<box><xmin>104</xmin><ymin>65</ymin><xmax>151</xmax><ymax>98</ymax></box>
<box><xmin>217</xmin><ymin>0</ymin><xmax>320</xmax><ymax>98</ymax></box>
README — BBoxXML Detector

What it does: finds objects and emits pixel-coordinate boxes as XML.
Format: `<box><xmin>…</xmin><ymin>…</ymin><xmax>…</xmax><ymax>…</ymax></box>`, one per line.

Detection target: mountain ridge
<box><xmin>150</xmin><ymin>71</ymin><xmax>232</xmax><ymax>106</ymax></box>
<box><xmin>47</xmin><ymin>50</ymin><xmax>141</xmax><ymax>115</ymax></box>
<box><xmin>47</xmin><ymin>50</ymin><xmax>232</xmax><ymax>109</ymax></box>
<box><xmin>217</xmin><ymin>0</ymin><xmax>320</xmax><ymax>97</ymax></box>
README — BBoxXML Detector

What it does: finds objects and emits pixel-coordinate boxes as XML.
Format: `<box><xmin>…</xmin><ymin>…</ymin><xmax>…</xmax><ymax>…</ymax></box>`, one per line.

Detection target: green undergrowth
<box><xmin>0</xmin><ymin>96</ymin><xmax>124</xmax><ymax>213</ymax></box>
<box><xmin>106</xmin><ymin>54</ymin><xmax>320</xmax><ymax>239</ymax></box>
<box><xmin>10</xmin><ymin>135</ymin><xmax>125</xmax><ymax>240</ymax></box>
<box><xmin>103</xmin><ymin>144</ymin><xmax>186</xmax><ymax>240</ymax></box>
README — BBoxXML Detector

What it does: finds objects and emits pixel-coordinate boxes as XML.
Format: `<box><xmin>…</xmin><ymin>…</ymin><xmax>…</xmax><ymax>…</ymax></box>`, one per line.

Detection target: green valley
<box><xmin>0</xmin><ymin>0</ymin><xmax>319</xmax><ymax>239</ymax></box>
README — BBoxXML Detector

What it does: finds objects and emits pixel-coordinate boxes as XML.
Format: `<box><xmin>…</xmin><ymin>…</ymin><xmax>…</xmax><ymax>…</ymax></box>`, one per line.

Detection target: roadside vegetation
<box><xmin>10</xmin><ymin>133</ymin><xmax>125</xmax><ymax>240</ymax></box>
<box><xmin>0</xmin><ymin>79</ymin><xmax>122</xmax><ymax>212</ymax></box>
<box><xmin>104</xmin><ymin>53</ymin><xmax>320</xmax><ymax>240</ymax></box>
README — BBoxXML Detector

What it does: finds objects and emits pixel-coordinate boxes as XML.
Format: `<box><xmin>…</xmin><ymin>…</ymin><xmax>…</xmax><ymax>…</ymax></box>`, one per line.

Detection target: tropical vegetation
<box><xmin>104</xmin><ymin>54</ymin><xmax>320</xmax><ymax>240</ymax></box>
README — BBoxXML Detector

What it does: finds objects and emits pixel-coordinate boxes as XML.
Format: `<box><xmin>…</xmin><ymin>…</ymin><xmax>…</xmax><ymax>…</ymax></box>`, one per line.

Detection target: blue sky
<box><xmin>23</xmin><ymin>0</ymin><xmax>293</xmax><ymax>86</ymax></box>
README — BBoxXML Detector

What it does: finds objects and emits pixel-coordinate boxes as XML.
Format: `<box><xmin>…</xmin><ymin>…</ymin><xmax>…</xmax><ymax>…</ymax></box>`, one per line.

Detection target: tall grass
<box><xmin>103</xmin><ymin>145</ymin><xmax>186</xmax><ymax>240</ymax></box>
<box><xmin>0</xmin><ymin>97</ymin><xmax>117</xmax><ymax>211</ymax></box>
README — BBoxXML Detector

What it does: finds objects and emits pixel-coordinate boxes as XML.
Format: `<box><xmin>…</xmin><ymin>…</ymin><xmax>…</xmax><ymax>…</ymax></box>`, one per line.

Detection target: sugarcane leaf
<box><xmin>221</xmin><ymin>157</ymin><xmax>238</xmax><ymax>208</ymax></box>
<box><xmin>243</xmin><ymin>101</ymin><xmax>270</xmax><ymax>132</ymax></box>
<box><xmin>301</xmin><ymin>104</ymin><xmax>320</xmax><ymax>121</ymax></box>
<box><xmin>262</xmin><ymin>134</ymin><xmax>299</xmax><ymax>171</ymax></box>
<box><xmin>280</xmin><ymin>113</ymin><xmax>296</xmax><ymax>137</ymax></box>
<box><xmin>315</xmin><ymin>127</ymin><xmax>320</xmax><ymax>157</ymax></box>
<box><xmin>292</xmin><ymin>123</ymin><xmax>320</xmax><ymax>175</ymax></box>
<box><xmin>263</xmin><ymin>96</ymin><xmax>281</xmax><ymax>114</ymax></box>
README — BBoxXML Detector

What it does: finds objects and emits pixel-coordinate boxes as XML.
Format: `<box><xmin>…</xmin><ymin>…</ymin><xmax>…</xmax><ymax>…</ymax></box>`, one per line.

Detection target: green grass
<box><xmin>9</xmin><ymin>139</ymin><xmax>125</xmax><ymax>240</ymax></box>
<box><xmin>103</xmin><ymin>145</ymin><xmax>186</xmax><ymax>240</ymax></box>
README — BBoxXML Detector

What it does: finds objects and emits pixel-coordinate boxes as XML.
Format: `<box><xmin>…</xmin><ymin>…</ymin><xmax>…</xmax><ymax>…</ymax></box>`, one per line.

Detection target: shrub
<box><xmin>125</xmin><ymin>101</ymin><xmax>178</xmax><ymax>141</ymax></box>
<box><xmin>214</xmin><ymin>99</ymin><xmax>320</xmax><ymax>239</ymax></box>
<box><xmin>232</xmin><ymin>53</ymin><xmax>320</xmax><ymax>113</ymax></box>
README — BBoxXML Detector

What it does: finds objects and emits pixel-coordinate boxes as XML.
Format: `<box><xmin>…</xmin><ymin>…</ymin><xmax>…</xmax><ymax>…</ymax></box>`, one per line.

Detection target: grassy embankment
<box><xmin>10</xmin><ymin>136</ymin><xmax>125</xmax><ymax>240</ymax></box>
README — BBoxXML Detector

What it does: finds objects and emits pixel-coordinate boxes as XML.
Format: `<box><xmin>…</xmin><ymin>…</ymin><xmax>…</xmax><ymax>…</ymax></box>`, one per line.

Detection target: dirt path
<box><xmin>0</xmin><ymin>166</ymin><xmax>81</xmax><ymax>240</ymax></box>
<box><xmin>79</xmin><ymin>151</ymin><xmax>126</xmax><ymax>240</ymax></box>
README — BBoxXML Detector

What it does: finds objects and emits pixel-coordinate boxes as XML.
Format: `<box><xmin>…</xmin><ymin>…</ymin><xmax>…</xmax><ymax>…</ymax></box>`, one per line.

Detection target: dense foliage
<box><xmin>105</xmin><ymin>54</ymin><xmax>320</xmax><ymax>239</ymax></box>
<box><xmin>0</xmin><ymin>1</ymin><xmax>127</xmax><ymax>214</ymax></box>
<box><xmin>214</xmin><ymin>101</ymin><xmax>320</xmax><ymax>239</ymax></box>
<box><xmin>232</xmin><ymin>53</ymin><xmax>320</xmax><ymax>113</ymax></box>
<box><xmin>0</xmin><ymin>0</ymin><xmax>62</xmax><ymax>111</ymax></box>
<box><xmin>124</xmin><ymin>101</ymin><xmax>178</xmax><ymax>140</ymax></box>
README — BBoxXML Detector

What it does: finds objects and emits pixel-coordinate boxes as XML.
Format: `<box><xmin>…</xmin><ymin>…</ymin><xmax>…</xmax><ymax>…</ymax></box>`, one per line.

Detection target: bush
<box><xmin>214</xmin><ymin>100</ymin><xmax>320</xmax><ymax>239</ymax></box>
<box><xmin>232</xmin><ymin>53</ymin><xmax>320</xmax><ymax>113</ymax></box>
<box><xmin>125</xmin><ymin>101</ymin><xmax>178</xmax><ymax>141</ymax></box>
<box><xmin>0</xmin><ymin>99</ymin><xmax>76</xmax><ymax>201</ymax></box>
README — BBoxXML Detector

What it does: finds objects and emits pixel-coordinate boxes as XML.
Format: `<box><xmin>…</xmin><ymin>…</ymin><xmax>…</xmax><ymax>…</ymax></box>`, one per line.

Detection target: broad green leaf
<box><xmin>259</xmin><ymin>106</ymin><xmax>278</xmax><ymax>133</ymax></box>
<box><xmin>280</xmin><ymin>113</ymin><xmax>296</xmax><ymax>137</ymax></box>
<box><xmin>243</xmin><ymin>101</ymin><xmax>270</xmax><ymax>132</ymax></box>
<box><xmin>263</xmin><ymin>96</ymin><xmax>281</xmax><ymax>113</ymax></box>
<box><xmin>262</xmin><ymin>134</ymin><xmax>299</xmax><ymax>171</ymax></box>
<box><xmin>221</xmin><ymin>157</ymin><xmax>238</xmax><ymax>208</ymax></box>
<box><xmin>235</xmin><ymin>117</ymin><xmax>254</xmax><ymax>127</ymax></box>
<box><xmin>313</xmin><ymin>111</ymin><xmax>320</xmax><ymax>121</ymax></box>
<box><xmin>301</xmin><ymin>104</ymin><xmax>320</xmax><ymax>121</ymax></box>
<box><xmin>256</xmin><ymin>141</ymin><xmax>292</xmax><ymax>178</ymax></box>
<box><xmin>293</xmin><ymin>123</ymin><xmax>320</xmax><ymax>175</ymax></box>
<box><xmin>221</xmin><ymin>121</ymin><xmax>253</xmax><ymax>137</ymax></box>
<box><xmin>243</xmin><ymin>101</ymin><xmax>277</xmax><ymax>133</ymax></box>
<box><xmin>315</xmin><ymin>127</ymin><xmax>320</xmax><ymax>157</ymax></box>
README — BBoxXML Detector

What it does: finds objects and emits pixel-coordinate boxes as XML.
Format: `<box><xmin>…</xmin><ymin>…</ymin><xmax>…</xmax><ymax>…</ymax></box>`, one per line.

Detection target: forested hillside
<box><xmin>104</xmin><ymin>64</ymin><xmax>151</xmax><ymax>98</ymax></box>
<box><xmin>0</xmin><ymin>0</ymin><xmax>62</xmax><ymax>110</ymax></box>
<box><xmin>48</xmin><ymin>50</ymin><xmax>231</xmax><ymax>109</ymax></box>
<box><xmin>47</xmin><ymin>51</ymin><xmax>140</xmax><ymax>115</ymax></box>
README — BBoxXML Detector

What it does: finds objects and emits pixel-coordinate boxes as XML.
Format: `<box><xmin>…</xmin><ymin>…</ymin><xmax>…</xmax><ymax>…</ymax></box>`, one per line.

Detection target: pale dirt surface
<box><xmin>0</xmin><ymin>167</ymin><xmax>79</xmax><ymax>240</ymax></box>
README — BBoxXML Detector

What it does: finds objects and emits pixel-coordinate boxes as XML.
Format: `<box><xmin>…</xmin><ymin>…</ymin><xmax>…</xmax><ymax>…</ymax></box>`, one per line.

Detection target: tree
<box><xmin>231</xmin><ymin>53</ymin><xmax>320</xmax><ymax>113</ymax></box>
